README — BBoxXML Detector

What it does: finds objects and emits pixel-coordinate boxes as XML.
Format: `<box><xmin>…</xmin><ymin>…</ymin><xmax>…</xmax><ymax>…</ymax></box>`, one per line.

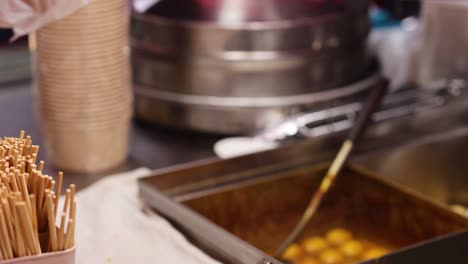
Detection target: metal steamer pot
<box><xmin>131</xmin><ymin>0</ymin><xmax>374</xmax><ymax>134</ymax></box>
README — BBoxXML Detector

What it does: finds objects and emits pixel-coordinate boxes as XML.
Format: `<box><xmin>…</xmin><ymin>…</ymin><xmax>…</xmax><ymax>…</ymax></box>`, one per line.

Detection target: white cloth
<box><xmin>73</xmin><ymin>168</ymin><xmax>221</xmax><ymax>264</ymax></box>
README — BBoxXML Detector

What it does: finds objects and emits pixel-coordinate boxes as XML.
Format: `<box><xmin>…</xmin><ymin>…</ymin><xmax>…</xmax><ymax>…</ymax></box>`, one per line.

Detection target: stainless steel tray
<box><xmin>139</xmin><ymin>92</ymin><xmax>468</xmax><ymax>263</ymax></box>
<box><xmin>139</xmin><ymin>162</ymin><xmax>468</xmax><ymax>264</ymax></box>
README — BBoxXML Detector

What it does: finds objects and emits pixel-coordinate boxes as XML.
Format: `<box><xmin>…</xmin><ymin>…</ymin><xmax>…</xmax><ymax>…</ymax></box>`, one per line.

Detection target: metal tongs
<box><xmin>275</xmin><ymin>78</ymin><xmax>390</xmax><ymax>258</ymax></box>
<box><xmin>214</xmin><ymin>80</ymin><xmax>465</xmax><ymax>160</ymax></box>
<box><xmin>259</xmin><ymin>79</ymin><xmax>466</xmax><ymax>143</ymax></box>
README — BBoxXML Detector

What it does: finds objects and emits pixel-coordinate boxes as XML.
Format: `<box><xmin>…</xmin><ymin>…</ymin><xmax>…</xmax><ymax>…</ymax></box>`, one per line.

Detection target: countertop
<box><xmin>0</xmin><ymin>82</ymin><xmax>224</xmax><ymax>189</ymax></box>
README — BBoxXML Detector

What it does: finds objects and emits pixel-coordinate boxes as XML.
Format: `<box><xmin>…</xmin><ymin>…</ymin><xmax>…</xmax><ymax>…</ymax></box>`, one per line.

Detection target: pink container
<box><xmin>0</xmin><ymin>247</ymin><xmax>75</xmax><ymax>264</ymax></box>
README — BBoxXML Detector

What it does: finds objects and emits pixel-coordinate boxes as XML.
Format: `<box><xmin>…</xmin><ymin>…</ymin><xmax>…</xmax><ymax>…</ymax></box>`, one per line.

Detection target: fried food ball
<box><xmin>283</xmin><ymin>243</ymin><xmax>303</xmax><ymax>261</ymax></box>
<box><xmin>362</xmin><ymin>247</ymin><xmax>389</xmax><ymax>260</ymax></box>
<box><xmin>319</xmin><ymin>249</ymin><xmax>344</xmax><ymax>264</ymax></box>
<box><xmin>451</xmin><ymin>204</ymin><xmax>467</xmax><ymax>216</ymax></box>
<box><xmin>340</xmin><ymin>240</ymin><xmax>364</xmax><ymax>257</ymax></box>
<box><xmin>301</xmin><ymin>256</ymin><xmax>320</xmax><ymax>264</ymax></box>
<box><xmin>325</xmin><ymin>228</ymin><xmax>352</xmax><ymax>245</ymax></box>
<box><xmin>302</xmin><ymin>236</ymin><xmax>328</xmax><ymax>254</ymax></box>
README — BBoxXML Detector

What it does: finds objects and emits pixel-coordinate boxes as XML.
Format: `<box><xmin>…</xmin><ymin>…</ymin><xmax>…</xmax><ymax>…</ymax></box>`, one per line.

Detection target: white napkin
<box><xmin>73</xmin><ymin>168</ymin><xmax>221</xmax><ymax>264</ymax></box>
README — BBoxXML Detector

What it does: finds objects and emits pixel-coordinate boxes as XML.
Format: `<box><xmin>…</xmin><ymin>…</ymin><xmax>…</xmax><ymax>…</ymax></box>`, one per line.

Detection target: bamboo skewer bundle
<box><xmin>0</xmin><ymin>131</ymin><xmax>76</xmax><ymax>260</ymax></box>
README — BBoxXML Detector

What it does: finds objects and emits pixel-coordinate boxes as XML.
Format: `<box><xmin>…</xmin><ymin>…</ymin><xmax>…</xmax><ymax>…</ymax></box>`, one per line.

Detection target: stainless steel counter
<box><xmin>357</xmin><ymin>126</ymin><xmax>468</xmax><ymax>207</ymax></box>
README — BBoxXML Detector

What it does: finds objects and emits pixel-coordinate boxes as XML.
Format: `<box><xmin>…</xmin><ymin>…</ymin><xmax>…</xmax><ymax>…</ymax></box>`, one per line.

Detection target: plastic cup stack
<box><xmin>33</xmin><ymin>0</ymin><xmax>132</xmax><ymax>173</ymax></box>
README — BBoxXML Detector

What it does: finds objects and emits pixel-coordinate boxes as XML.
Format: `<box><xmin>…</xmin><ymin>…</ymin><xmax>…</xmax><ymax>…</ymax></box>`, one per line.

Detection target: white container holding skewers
<box><xmin>0</xmin><ymin>131</ymin><xmax>76</xmax><ymax>264</ymax></box>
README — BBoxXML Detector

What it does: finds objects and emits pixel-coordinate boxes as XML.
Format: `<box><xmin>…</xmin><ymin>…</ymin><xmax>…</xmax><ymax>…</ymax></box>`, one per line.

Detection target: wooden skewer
<box><xmin>18</xmin><ymin>174</ymin><xmax>31</xmax><ymax>215</ymax></box>
<box><xmin>12</xmin><ymin>150</ymin><xmax>18</xmax><ymax>167</ymax></box>
<box><xmin>13</xmin><ymin>203</ymin><xmax>26</xmax><ymax>257</ymax></box>
<box><xmin>31</xmin><ymin>146</ymin><xmax>39</xmax><ymax>161</ymax></box>
<box><xmin>1</xmin><ymin>199</ymin><xmax>14</xmax><ymax>243</ymax></box>
<box><xmin>25</xmin><ymin>136</ymin><xmax>31</xmax><ymax>147</ymax></box>
<box><xmin>37</xmin><ymin>161</ymin><xmax>44</xmax><ymax>173</ymax></box>
<box><xmin>30</xmin><ymin>169</ymin><xmax>38</xmax><ymax>199</ymax></box>
<box><xmin>0</xmin><ymin>210</ymin><xmax>13</xmax><ymax>259</ymax></box>
<box><xmin>6</xmin><ymin>194</ymin><xmax>18</xmax><ymax>256</ymax></box>
<box><xmin>15</xmin><ymin>202</ymin><xmax>34</xmax><ymax>255</ymax></box>
<box><xmin>3</xmin><ymin>180</ymin><xmax>12</xmax><ymax>194</ymax></box>
<box><xmin>20</xmin><ymin>163</ymin><xmax>25</xmax><ymax>174</ymax></box>
<box><xmin>37</xmin><ymin>176</ymin><xmax>45</xmax><ymax>214</ymax></box>
<box><xmin>27</xmin><ymin>163</ymin><xmax>35</xmax><ymax>175</ymax></box>
<box><xmin>22</xmin><ymin>146</ymin><xmax>29</xmax><ymax>161</ymax></box>
<box><xmin>17</xmin><ymin>147</ymin><xmax>23</xmax><ymax>158</ymax></box>
<box><xmin>63</xmin><ymin>190</ymin><xmax>71</xmax><ymax>216</ymax></box>
<box><xmin>70</xmin><ymin>201</ymin><xmax>76</xmax><ymax>246</ymax></box>
<box><xmin>9</xmin><ymin>173</ymin><xmax>19</xmax><ymax>193</ymax></box>
<box><xmin>38</xmin><ymin>190</ymin><xmax>50</xmax><ymax>231</ymax></box>
<box><xmin>16</xmin><ymin>202</ymin><xmax>41</xmax><ymax>255</ymax></box>
<box><xmin>54</xmin><ymin>172</ymin><xmax>63</xmax><ymax>217</ymax></box>
<box><xmin>0</xmin><ymin>220</ymin><xmax>8</xmax><ymax>259</ymax></box>
<box><xmin>32</xmin><ymin>153</ymin><xmax>37</xmax><ymax>165</ymax></box>
<box><xmin>5</xmin><ymin>147</ymin><xmax>11</xmax><ymax>157</ymax></box>
<box><xmin>69</xmin><ymin>184</ymin><xmax>75</xmax><ymax>212</ymax></box>
<box><xmin>64</xmin><ymin>219</ymin><xmax>75</xmax><ymax>249</ymax></box>
<box><xmin>57</xmin><ymin>213</ymin><xmax>66</xmax><ymax>250</ymax></box>
<box><xmin>45</xmin><ymin>195</ymin><xmax>58</xmax><ymax>252</ymax></box>
<box><xmin>29</xmin><ymin>195</ymin><xmax>37</xmax><ymax>234</ymax></box>
<box><xmin>48</xmin><ymin>180</ymin><xmax>55</xmax><ymax>192</ymax></box>
<box><xmin>18</xmin><ymin>131</ymin><xmax>25</xmax><ymax>140</ymax></box>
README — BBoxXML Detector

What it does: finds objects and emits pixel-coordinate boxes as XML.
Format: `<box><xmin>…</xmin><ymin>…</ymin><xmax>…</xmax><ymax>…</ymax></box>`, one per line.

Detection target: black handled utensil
<box><xmin>275</xmin><ymin>78</ymin><xmax>390</xmax><ymax>259</ymax></box>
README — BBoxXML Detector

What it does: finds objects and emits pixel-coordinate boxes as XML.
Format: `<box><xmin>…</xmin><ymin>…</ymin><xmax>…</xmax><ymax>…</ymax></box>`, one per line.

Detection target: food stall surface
<box><xmin>3</xmin><ymin>80</ymin><xmax>468</xmax><ymax>263</ymax></box>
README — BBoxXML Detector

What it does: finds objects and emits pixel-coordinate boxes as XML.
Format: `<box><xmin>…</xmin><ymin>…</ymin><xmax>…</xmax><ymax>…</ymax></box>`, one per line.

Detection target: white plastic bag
<box><xmin>368</xmin><ymin>18</ymin><xmax>421</xmax><ymax>91</ymax></box>
<box><xmin>0</xmin><ymin>0</ymin><xmax>90</xmax><ymax>39</ymax></box>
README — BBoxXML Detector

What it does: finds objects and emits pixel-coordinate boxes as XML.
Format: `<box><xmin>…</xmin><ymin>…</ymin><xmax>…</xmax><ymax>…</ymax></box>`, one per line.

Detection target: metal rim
<box><xmin>131</xmin><ymin>6</ymin><xmax>366</xmax><ymax>31</ymax></box>
<box><xmin>134</xmin><ymin>71</ymin><xmax>380</xmax><ymax>108</ymax></box>
<box><xmin>131</xmin><ymin>39</ymin><xmax>367</xmax><ymax>62</ymax></box>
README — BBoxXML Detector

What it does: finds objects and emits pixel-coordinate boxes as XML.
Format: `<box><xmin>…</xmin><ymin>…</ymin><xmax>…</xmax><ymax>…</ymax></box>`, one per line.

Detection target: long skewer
<box><xmin>275</xmin><ymin>79</ymin><xmax>389</xmax><ymax>257</ymax></box>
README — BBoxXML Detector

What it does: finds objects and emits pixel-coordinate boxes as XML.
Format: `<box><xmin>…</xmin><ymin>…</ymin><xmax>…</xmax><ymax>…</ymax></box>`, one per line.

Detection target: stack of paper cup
<box><xmin>33</xmin><ymin>0</ymin><xmax>131</xmax><ymax>173</ymax></box>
